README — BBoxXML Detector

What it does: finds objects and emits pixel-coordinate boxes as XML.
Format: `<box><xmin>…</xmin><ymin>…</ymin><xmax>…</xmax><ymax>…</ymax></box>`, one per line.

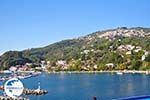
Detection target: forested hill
<box><xmin>0</xmin><ymin>27</ymin><xmax>150</xmax><ymax>70</ymax></box>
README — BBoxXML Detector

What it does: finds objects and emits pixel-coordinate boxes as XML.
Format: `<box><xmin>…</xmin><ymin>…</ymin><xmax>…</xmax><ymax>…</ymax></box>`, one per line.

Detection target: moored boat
<box><xmin>116</xmin><ymin>72</ymin><xmax>123</xmax><ymax>75</ymax></box>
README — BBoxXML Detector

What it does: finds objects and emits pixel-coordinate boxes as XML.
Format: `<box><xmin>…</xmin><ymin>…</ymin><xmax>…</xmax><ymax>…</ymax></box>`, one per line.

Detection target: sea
<box><xmin>1</xmin><ymin>72</ymin><xmax>150</xmax><ymax>100</ymax></box>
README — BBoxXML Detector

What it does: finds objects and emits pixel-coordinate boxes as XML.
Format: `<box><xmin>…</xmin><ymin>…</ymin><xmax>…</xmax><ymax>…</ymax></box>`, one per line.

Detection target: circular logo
<box><xmin>4</xmin><ymin>78</ymin><xmax>24</xmax><ymax>98</ymax></box>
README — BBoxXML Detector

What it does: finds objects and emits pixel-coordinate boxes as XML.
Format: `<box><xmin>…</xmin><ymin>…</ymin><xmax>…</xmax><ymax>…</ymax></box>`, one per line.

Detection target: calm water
<box><xmin>1</xmin><ymin>73</ymin><xmax>150</xmax><ymax>100</ymax></box>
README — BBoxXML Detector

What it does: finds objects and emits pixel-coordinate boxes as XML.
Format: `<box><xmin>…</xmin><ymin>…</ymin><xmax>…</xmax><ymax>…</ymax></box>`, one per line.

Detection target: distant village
<box><xmin>8</xmin><ymin>28</ymin><xmax>150</xmax><ymax>72</ymax></box>
<box><xmin>97</xmin><ymin>28</ymin><xmax>150</xmax><ymax>39</ymax></box>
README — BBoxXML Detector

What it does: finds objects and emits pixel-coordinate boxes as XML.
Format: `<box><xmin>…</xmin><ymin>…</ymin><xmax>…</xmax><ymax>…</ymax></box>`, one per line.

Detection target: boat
<box><xmin>17</xmin><ymin>74</ymin><xmax>32</xmax><ymax>79</ymax></box>
<box><xmin>146</xmin><ymin>71</ymin><xmax>149</xmax><ymax>75</ymax></box>
<box><xmin>116</xmin><ymin>72</ymin><xmax>123</xmax><ymax>75</ymax></box>
<box><xmin>3</xmin><ymin>70</ymin><xmax>12</xmax><ymax>74</ymax></box>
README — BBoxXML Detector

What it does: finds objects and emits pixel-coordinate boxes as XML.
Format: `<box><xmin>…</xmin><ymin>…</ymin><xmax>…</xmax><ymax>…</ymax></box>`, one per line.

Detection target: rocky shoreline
<box><xmin>47</xmin><ymin>70</ymin><xmax>150</xmax><ymax>74</ymax></box>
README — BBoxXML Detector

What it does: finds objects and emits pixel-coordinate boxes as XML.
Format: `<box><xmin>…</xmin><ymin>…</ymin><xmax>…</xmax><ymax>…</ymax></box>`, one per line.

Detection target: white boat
<box><xmin>146</xmin><ymin>71</ymin><xmax>149</xmax><ymax>75</ymax></box>
<box><xmin>18</xmin><ymin>74</ymin><xmax>32</xmax><ymax>79</ymax></box>
<box><xmin>3</xmin><ymin>70</ymin><xmax>12</xmax><ymax>74</ymax></box>
<box><xmin>116</xmin><ymin>72</ymin><xmax>123</xmax><ymax>75</ymax></box>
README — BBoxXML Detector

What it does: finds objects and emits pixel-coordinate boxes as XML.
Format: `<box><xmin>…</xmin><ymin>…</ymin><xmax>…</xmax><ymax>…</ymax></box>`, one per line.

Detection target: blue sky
<box><xmin>0</xmin><ymin>0</ymin><xmax>150</xmax><ymax>55</ymax></box>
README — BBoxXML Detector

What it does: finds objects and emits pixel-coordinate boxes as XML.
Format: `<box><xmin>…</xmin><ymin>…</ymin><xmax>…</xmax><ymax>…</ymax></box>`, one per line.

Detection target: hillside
<box><xmin>0</xmin><ymin>27</ymin><xmax>150</xmax><ymax>71</ymax></box>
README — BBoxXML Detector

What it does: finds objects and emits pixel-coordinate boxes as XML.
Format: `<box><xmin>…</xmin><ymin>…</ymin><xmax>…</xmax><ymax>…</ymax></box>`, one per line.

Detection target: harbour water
<box><xmin>1</xmin><ymin>73</ymin><xmax>150</xmax><ymax>100</ymax></box>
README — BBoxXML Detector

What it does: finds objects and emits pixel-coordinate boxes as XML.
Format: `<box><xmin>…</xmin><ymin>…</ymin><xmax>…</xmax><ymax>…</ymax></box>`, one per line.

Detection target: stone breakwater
<box><xmin>0</xmin><ymin>96</ymin><xmax>29</xmax><ymax>100</ymax></box>
<box><xmin>23</xmin><ymin>88</ymin><xmax>48</xmax><ymax>95</ymax></box>
<box><xmin>0</xmin><ymin>86</ymin><xmax>48</xmax><ymax>96</ymax></box>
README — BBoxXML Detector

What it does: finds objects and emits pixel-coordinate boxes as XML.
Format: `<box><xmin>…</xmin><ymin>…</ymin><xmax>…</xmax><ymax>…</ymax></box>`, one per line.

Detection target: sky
<box><xmin>0</xmin><ymin>0</ymin><xmax>150</xmax><ymax>55</ymax></box>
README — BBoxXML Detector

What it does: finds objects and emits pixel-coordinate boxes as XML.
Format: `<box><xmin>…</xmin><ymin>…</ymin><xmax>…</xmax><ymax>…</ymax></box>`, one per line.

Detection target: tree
<box><xmin>130</xmin><ymin>60</ymin><xmax>142</xmax><ymax>70</ymax></box>
<box><xmin>145</xmin><ymin>54</ymin><xmax>150</xmax><ymax>62</ymax></box>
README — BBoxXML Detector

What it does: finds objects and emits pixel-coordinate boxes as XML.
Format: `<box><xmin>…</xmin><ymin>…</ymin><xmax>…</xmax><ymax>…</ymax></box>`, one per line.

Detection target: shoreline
<box><xmin>1</xmin><ymin>70</ymin><xmax>150</xmax><ymax>74</ymax></box>
<box><xmin>46</xmin><ymin>70</ymin><xmax>150</xmax><ymax>74</ymax></box>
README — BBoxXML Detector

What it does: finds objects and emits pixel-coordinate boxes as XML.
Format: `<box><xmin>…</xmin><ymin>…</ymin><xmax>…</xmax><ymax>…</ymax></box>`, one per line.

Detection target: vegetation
<box><xmin>0</xmin><ymin>27</ymin><xmax>150</xmax><ymax>71</ymax></box>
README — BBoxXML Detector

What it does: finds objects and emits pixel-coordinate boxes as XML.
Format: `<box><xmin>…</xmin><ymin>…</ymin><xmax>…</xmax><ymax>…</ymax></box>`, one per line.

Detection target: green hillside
<box><xmin>0</xmin><ymin>27</ymin><xmax>150</xmax><ymax>71</ymax></box>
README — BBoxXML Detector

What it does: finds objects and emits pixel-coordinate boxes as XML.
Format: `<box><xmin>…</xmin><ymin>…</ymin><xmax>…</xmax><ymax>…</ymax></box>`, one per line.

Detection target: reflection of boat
<box><xmin>116</xmin><ymin>72</ymin><xmax>123</xmax><ymax>75</ymax></box>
